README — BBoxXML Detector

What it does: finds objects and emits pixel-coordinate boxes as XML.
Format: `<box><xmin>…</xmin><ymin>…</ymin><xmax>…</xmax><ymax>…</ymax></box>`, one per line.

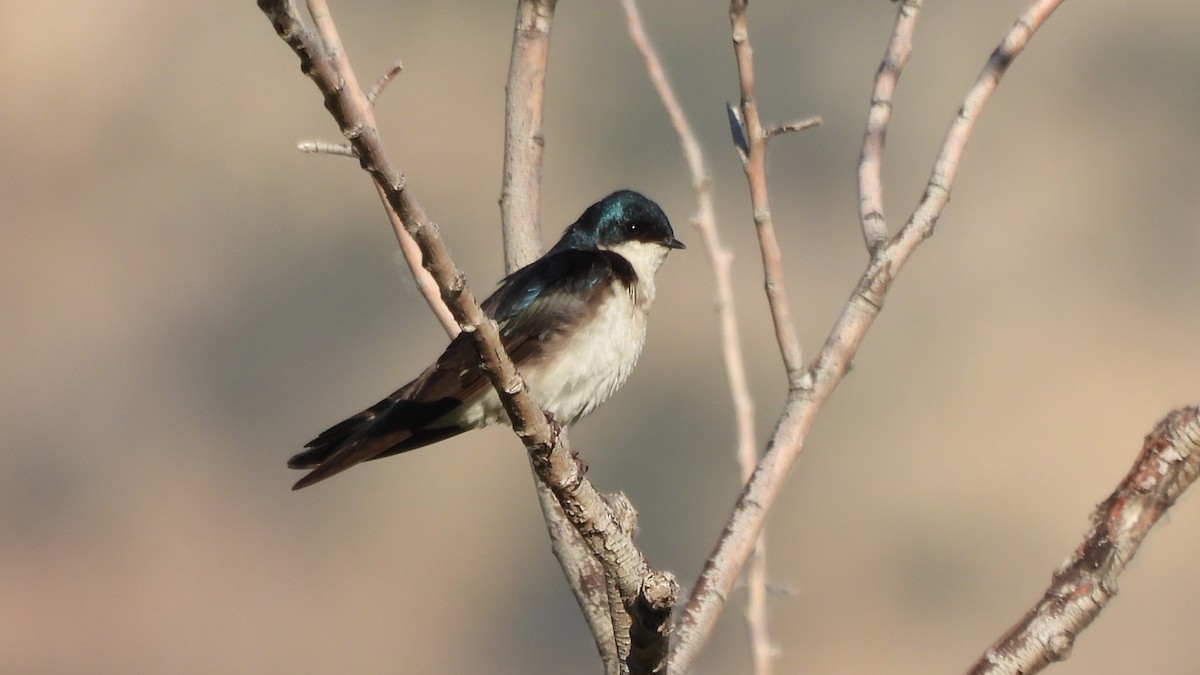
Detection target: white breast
<box><xmin>524</xmin><ymin>282</ymin><xmax>648</xmax><ymax>424</ymax></box>
<box><xmin>526</xmin><ymin>238</ymin><xmax>670</xmax><ymax>423</ymax></box>
<box><xmin>442</xmin><ymin>239</ymin><xmax>670</xmax><ymax>431</ymax></box>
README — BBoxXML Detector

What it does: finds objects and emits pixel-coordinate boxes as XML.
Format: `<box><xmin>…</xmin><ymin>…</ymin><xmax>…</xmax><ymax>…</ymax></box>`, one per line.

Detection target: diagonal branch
<box><xmin>303</xmin><ymin>0</ymin><xmax>457</xmax><ymax>336</ymax></box>
<box><xmin>902</xmin><ymin>0</ymin><xmax>1064</xmax><ymax>250</ymax></box>
<box><xmin>671</xmin><ymin>0</ymin><xmax>1065</xmax><ymax>670</ymax></box>
<box><xmin>258</xmin><ymin>1</ymin><xmax>672</xmax><ymax>671</ymax></box>
<box><xmin>260</xmin><ymin>0</ymin><xmax>549</xmax><ymax>468</ymax></box>
<box><xmin>967</xmin><ymin>407</ymin><xmax>1200</xmax><ymax>675</ymax></box>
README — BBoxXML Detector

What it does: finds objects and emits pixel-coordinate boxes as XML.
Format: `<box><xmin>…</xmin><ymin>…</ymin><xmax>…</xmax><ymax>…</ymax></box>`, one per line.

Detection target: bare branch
<box><xmin>727</xmin><ymin>0</ymin><xmax>806</xmax><ymax>388</ymax></box>
<box><xmin>764</xmin><ymin>116</ymin><xmax>822</xmax><ymax>140</ymax></box>
<box><xmin>501</xmin><ymin>0</ymin><xmax>556</xmax><ymax>272</ymax></box>
<box><xmin>261</xmin><ymin>0</ymin><xmax>543</xmax><ymax>448</ymax></box>
<box><xmin>620</xmin><ymin>5</ymin><xmax>755</xmax><ymax>464</ymax></box>
<box><xmin>619</xmin><ymin>0</ymin><xmax>771</xmax><ymax>671</ymax></box>
<box><xmin>274</xmin><ymin>0</ymin><xmax>458</xmax><ymax>335</ymax></box>
<box><xmin>627</xmin><ymin>570</ymin><xmax>680</xmax><ymax>675</ymax></box>
<box><xmin>604</xmin><ymin>492</ymin><xmax>639</xmax><ymax>673</ymax></box>
<box><xmin>297</xmin><ymin>140</ymin><xmax>356</xmax><ymax>156</ymax></box>
<box><xmin>366</xmin><ymin>60</ymin><xmax>403</xmax><ymax>104</ymax></box>
<box><xmin>499</xmin><ymin>2</ymin><xmax>627</xmax><ymax>670</ymax></box>
<box><xmin>260</xmin><ymin>3</ymin><xmax>670</xmax><ymax>671</ymax></box>
<box><xmin>671</xmin><ymin>1</ymin><xmax>1065</xmax><ymax>670</ymax></box>
<box><xmin>858</xmin><ymin>0</ymin><xmax>922</xmax><ymax>252</ymax></box>
<box><xmin>534</xmin><ymin>479</ymin><xmax>619</xmax><ymax>674</ymax></box>
<box><xmin>902</xmin><ymin>0</ymin><xmax>1065</xmax><ymax>248</ymax></box>
<box><xmin>967</xmin><ymin>407</ymin><xmax>1200</xmax><ymax>675</ymax></box>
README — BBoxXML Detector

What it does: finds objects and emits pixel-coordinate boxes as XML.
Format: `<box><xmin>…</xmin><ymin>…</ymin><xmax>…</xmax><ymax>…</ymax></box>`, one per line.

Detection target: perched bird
<box><xmin>289</xmin><ymin>190</ymin><xmax>684</xmax><ymax>489</ymax></box>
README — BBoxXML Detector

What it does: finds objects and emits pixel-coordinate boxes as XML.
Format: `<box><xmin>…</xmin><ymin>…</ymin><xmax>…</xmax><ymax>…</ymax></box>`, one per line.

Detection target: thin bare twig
<box><xmin>765</xmin><ymin>116</ymin><xmax>822</xmax><ymax>140</ymax></box>
<box><xmin>671</xmin><ymin>1</ymin><xmax>1064</xmax><ymax>670</ymax></box>
<box><xmin>901</xmin><ymin>0</ymin><xmax>1065</xmax><ymax>249</ymax></box>
<box><xmin>858</xmin><ymin>0</ymin><xmax>921</xmax><ymax>252</ymax></box>
<box><xmin>297</xmin><ymin>140</ymin><xmax>356</xmax><ymax>156</ymax></box>
<box><xmin>619</xmin><ymin>1</ymin><xmax>771</xmax><ymax>672</ymax></box>
<box><xmin>967</xmin><ymin>407</ymin><xmax>1200</xmax><ymax>675</ymax></box>
<box><xmin>366</xmin><ymin>60</ymin><xmax>403</xmax><ymax>104</ymax></box>
<box><xmin>618</xmin><ymin>0</ymin><xmax>755</xmax><ymax>471</ymax></box>
<box><xmin>727</xmin><ymin>0</ymin><xmax>806</xmax><ymax>389</ymax></box>
<box><xmin>299</xmin><ymin>0</ymin><xmax>457</xmax><ymax>336</ymax></box>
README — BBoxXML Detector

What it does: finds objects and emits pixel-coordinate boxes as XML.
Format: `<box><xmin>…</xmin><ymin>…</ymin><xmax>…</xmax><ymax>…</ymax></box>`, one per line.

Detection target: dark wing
<box><xmin>287</xmin><ymin>365</ymin><xmax>468</xmax><ymax>490</ymax></box>
<box><xmin>288</xmin><ymin>249</ymin><xmax>635</xmax><ymax>490</ymax></box>
<box><xmin>483</xmin><ymin>249</ymin><xmax>636</xmax><ymax>361</ymax></box>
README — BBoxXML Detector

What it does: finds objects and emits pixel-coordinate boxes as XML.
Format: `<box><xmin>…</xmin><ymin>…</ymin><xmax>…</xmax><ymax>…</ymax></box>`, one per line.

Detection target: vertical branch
<box><xmin>543</xmin><ymin>491</ymin><xmax>619</xmax><ymax>673</ymax></box>
<box><xmin>618</xmin><ymin>0</ymin><xmax>756</xmax><ymax>474</ymax></box>
<box><xmin>501</xmin><ymin>0</ymin><xmax>557</xmax><ymax>272</ymax></box>
<box><xmin>619</xmin><ymin>1</ymin><xmax>772</xmax><ymax>672</ymax></box>
<box><xmin>500</xmin><ymin>2</ymin><xmax>622</xmax><ymax>671</ymax></box>
<box><xmin>858</xmin><ymin>0</ymin><xmax>922</xmax><ymax>252</ymax></box>
<box><xmin>728</xmin><ymin>0</ymin><xmax>806</xmax><ymax>389</ymax></box>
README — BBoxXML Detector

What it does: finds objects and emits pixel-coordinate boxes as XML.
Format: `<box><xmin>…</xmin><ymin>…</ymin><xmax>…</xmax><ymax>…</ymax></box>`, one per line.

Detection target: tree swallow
<box><xmin>289</xmin><ymin>190</ymin><xmax>684</xmax><ymax>489</ymax></box>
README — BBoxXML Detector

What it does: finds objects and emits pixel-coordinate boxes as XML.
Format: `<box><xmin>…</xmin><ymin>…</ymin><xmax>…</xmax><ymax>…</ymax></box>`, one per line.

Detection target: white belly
<box><xmin>525</xmin><ymin>287</ymin><xmax>647</xmax><ymax>424</ymax></box>
<box><xmin>442</xmin><ymin>284</ymin><xmax>649</xmax><ymax>430</ymax></box>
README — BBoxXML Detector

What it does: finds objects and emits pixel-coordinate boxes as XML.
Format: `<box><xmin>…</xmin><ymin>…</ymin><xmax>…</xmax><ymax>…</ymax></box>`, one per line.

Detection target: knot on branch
<box><xmin>602</xmin><ymin>492</ymin><xmax>639</xmax><ymax>536</ymax></box>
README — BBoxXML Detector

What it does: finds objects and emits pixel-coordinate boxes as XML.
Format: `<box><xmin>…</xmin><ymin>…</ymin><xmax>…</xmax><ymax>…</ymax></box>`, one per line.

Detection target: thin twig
<box><xmin>619</xmin><ymin>1</ymin><xmax>771</xmax><ymax>672</ymax></box>
<box><xmin>967</xmin><ymin>407</ymin><xmax>1200</xmax><ymax>675</ymax></box>
<box><xmin>297</xmin><ymin>140</ymin><xmax>356</xmax><ymax>156</ymax></box>
<box><xmin>728</xmin><ymin>0</ymin><xmax>806</xmax><ymax>389</ymax></box>
<box><xmin>724</xmin><ymin>1</ymin><xmax>803</xmax><ymax>668</ymax></box>
<box><xmin>300</xmin><ymin>0</ymin><xmax>457</xmax><ymax>335</ymax></box>
<box><xmin>671</xmin><ymin>1</ymin><xmax>1065</xmax><ymax>670</ymax></box>
<box><xmin>765</xmin><ymin>116</ymin><xmax>822</xmax><ymax>140</ymax></box>
<box><xmin>901</xmin><ymin>0</ymin><xmax>1065</xmax><ymax>250</ymax></box>
<box><xmin>619</xmin><ymin>0</ymin><xmax>755</xmax><ymax>470</ymax></box>
<box><xmin>858</xmin><ymin>0</ymin><xmax>921</xmax><ymax>252</ymax></box>
<box><xmin>367</xmin><ymin>60</ymin><xmax>403</xmax><ymax>104</ymax></box>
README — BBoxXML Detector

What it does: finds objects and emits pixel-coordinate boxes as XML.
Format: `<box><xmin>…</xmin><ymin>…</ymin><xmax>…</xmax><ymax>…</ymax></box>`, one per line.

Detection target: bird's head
<box><xmin>551</xmin><ymin>190</ymin><xmax>685</xmax><ymax>256</ymax></box>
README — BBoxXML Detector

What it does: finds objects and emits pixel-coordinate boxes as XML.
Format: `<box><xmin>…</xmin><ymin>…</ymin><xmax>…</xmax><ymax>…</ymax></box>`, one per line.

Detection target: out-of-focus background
<box><xmin>4</xmin><ymin>1</ymin><xmax>1199</xmax><ymax>673</ymax></box>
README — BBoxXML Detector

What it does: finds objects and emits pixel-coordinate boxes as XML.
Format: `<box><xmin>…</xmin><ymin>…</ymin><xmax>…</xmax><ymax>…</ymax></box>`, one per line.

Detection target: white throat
<box><xmin>600</xmin><ymin>240</ymin><xmax>672</xmax><ymax>305</ymax></box>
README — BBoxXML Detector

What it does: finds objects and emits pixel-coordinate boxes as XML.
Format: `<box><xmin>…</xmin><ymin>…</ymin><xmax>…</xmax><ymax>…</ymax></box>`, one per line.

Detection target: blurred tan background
<box><xmin>4</xmin><ymin>1</ymin><xmax>1199</xmax><ymax>673</ymax></box>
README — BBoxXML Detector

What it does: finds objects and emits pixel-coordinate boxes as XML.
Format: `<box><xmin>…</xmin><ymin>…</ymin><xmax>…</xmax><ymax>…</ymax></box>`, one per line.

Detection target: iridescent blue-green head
<box><xmin>551</xmin><ymin>190</ymin><xmax>685</xmax><ymax>254</ymax></box>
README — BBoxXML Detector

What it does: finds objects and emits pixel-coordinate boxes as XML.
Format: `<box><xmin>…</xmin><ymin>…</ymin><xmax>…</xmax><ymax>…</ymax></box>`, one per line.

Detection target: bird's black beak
<box><xmin>665</xmin><ymin>237</ymin><xmax>686</xmax><ymax>250</ymax></box>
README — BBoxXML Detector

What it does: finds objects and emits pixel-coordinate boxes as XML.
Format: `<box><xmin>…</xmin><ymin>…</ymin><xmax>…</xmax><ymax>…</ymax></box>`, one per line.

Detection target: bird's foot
<box><xmin>571</xmin><ymin>449</ymin><xmax>589</xmax><ymax>476</ymax></box>
<box><xmin>543</xmin><ymin>410</ymin><xmax>563</xmax><ymax>446</ymax></box>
